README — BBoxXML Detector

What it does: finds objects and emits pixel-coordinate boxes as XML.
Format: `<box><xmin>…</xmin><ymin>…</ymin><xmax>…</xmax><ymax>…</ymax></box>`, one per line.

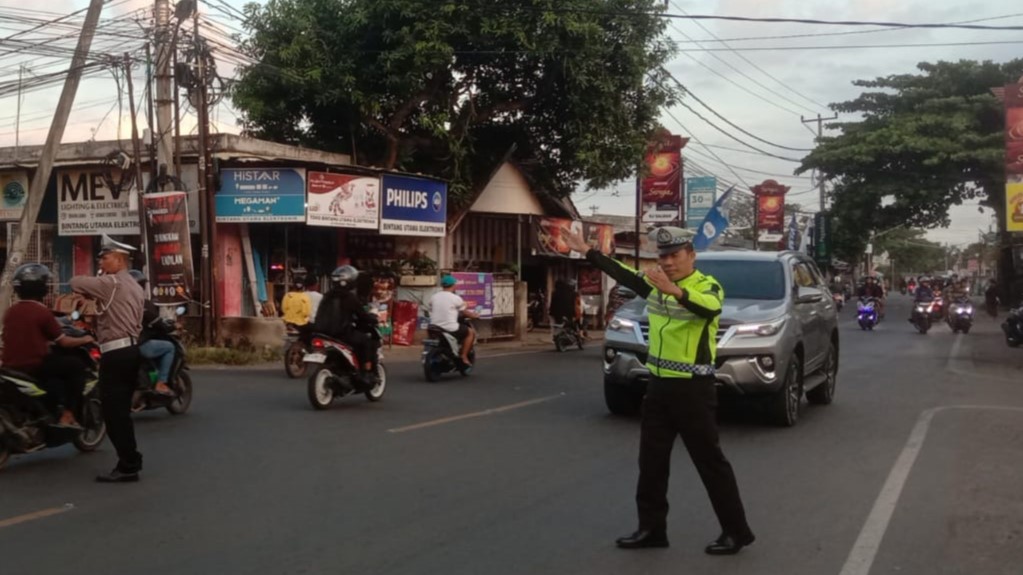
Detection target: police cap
<box><xmin>98</xmin><ymin>234</ymin><xmax>137</xmax><ymax>257</ymax></box>
<box><xmin>650</xmin><ymin>226</ymin><xmax>695</xmax><ymax>256</ymax></box>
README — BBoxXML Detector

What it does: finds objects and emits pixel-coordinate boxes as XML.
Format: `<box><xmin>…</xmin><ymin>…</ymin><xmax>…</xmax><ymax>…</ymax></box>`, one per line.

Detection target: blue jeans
<box><xmin>139</xmin><ymin>339</ymin><xmax>175</xmax><ymax>383</ymax></box>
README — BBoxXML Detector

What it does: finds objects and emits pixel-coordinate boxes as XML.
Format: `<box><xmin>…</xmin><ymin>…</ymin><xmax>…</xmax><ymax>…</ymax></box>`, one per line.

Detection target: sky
<box><xmin>2</xmin><ymin>0</ymin><xmax>1020</xmax><ymax>246</ymax></box>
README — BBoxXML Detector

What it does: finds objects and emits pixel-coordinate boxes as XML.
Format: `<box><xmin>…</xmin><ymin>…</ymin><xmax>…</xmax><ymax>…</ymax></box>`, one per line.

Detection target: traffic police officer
<box><xmin>563</xmin><ymin>225</ymin><xmax>754</xmax><ymax>555</ymax></box>
<box><xmin>70</xmin><ymin>235</ymin><xmax>146</xmax><ymax>482</ymax></box>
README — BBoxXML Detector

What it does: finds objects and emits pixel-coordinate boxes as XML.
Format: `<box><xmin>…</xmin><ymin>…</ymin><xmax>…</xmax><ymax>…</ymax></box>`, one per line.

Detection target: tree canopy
<box><xmin>232</xmin><ymin>0</ymin><xmax>678</xmax><ymax>209</ymax></box>
<box><xmin>798</xmin><ymin>59</ymin><xmax>1023</xmax><ymax>263</ymax></box>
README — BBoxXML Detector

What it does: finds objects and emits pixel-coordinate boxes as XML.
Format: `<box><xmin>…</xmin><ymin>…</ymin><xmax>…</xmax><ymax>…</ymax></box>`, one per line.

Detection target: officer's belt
<box><xmin>99</xmin><ymin>337</ymin><xmax>137</xmax><ymax>354</ymax></box>
<box><xmin>648</xmin><ymin>355</ymin><xmax>715</xmax><ymax>376</ymax></box>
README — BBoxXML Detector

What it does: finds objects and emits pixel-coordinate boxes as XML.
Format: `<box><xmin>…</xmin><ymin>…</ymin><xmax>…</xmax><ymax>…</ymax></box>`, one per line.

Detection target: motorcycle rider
<box><xmin>914</xmin><ymin>277</ymin><xmax>935</xmax><ymax>302</ymax></box>
<box><xmin>857</xmin><ymin>275</ymin><xmax>886</xmax><ymax>319</ymax></box>
<box><xmin>549</xmin><ymin>279</ymin><xmax>581</xmax><ymax>334</ymax></box>
<box><xmin>1</xmin><ymin>263</ymin><xmax>95</xmax><ymax>428</ymax></box>
<box><xmin>985</xmin><ymin>278</ymin><xmax>1000</xmax><ymax>318</ymax></box>
<box><xmin>311</xmin><ymin>265</ymin><xmax>379</xmax><ymax>389</ymax></box>
<box><xmin>428</xmin><ymin>275</ymin><xmax>480</xmax><ymax>366</ymax></box>
<box><xmin>128</xmin><ymin>270</ymin><xmax>175</xmax><ymax>398</ymax></box>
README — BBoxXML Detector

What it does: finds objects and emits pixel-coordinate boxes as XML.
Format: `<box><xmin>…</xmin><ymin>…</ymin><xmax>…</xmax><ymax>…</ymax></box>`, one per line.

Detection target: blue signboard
<box><xmin>686</xmin><ymin>176</ymin><xmax>717</xmax><ymax>229</ymax></box>
<box><xmin>215</xmin><ymin>167</ymin><xmax>306</xmax><ymax>222</ymax></box>
<box><xmin>379</xmin><ymin>174</ymin><xmax>447</xmax><ymax>237</ymax></box>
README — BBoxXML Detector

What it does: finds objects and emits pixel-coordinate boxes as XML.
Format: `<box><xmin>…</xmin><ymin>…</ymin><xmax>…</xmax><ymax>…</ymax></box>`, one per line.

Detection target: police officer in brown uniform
<box><xmin>70</xmin><ymin>235</ymin><xmax>145</xmax><ymax>482</ymax></box>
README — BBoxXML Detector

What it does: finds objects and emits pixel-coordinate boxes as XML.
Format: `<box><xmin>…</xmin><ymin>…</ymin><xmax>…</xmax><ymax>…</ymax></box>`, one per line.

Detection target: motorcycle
<box><xmin>1002</xmin><ymin>307</ymin><xmax>1023</xmax><ymax>348</ymax></box>
<box><xmin>526</xmin><ymin>290</ymin><xmax>545</xmax><ymax>332</ymax></box>
<box><xmin>132</xmin><ymin>307</ymin><xmax>193</xmax><ymax>415</ymax></box>
<box><xmin>946</xmin><ymin>298</ymin><xmax>974</xmax><ymax>334</ymax></box>
<box><xmin>832</xmin><ymin>291</ymin><xmax>845</xmax><ymax>312</ymax></box>
<box><xmin>284</xmin><ymin>323</ymin><xmax>312</xmax><ymax>379</ymax></box>
<box><xmin>0</xmin><ymin>317</ymin><xmax>105</xmax><ymax>471</ymax></box>
<box><xmin>857</xmin><ymin>297</ymin><xmax>879</xmax><ymax>330</ymax></box>
<box><xmin>552</xmin><ymin>316</ymin><xmax>585</xmax><ymax>351</ymax></box>
<box><xmin>304</xmin><ymin>324</ymin><xmax>386</xmax><ymax>409</ymax></box>
<box><xmin>423</xmin><ymin>316</ymin><xmax>477</xmax><ymax>382</ymax></box>
<box><xmin>911</xmin><ymin>299</ymin><xmax>939</xmax><ymax>334</ymax></box>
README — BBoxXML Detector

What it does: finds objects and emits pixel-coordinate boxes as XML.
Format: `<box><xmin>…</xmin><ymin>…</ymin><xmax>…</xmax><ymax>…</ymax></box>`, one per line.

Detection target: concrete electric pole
<box><xmin>801</xmin><ymin>113</ymin><xmax>839</xmax><ymax>213</ymax></box>
<box><xmin>153</xmin><ymin>0</ymin><xmax>175</xmax><ymax>174</ymax></box>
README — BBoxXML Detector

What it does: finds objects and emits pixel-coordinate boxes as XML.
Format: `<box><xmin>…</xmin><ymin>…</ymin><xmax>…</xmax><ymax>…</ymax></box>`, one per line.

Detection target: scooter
<box><xmin>304</xmin><ymin>324</ymin><xmax>386</xmax><ymax>409</ymax></box>
<box><xmin>911</xmin><ymin>299</ymin><xmax>938</xmax><ymax>334</ymax></box>
<box><xmin>0</xmin><ymin>318</ymin><xmax>105</xmax><ymax>471</ymax></box>
<box><xmin>857</xmin><ymin>297</ymin><xmax>878</xmax><ymax>330</ymax></box>
<box><xmin>423</xmin><ymin>316</ymin><xmax>477</xmax><ymax>382</ymax></box>
<box><xmin>946</xmin><ymin>298</ymin><xmax>974</xmax><ymax>334</ymax></box>
<box><xmin>131</xmin><ymin>308</ymin><xmax>193</xmax><ymax>415</ymax></box>
<box><xmin>552</xmin><ymin>316</ymin><xmax>585</xmax><ymax>351</ymax></box>
<box><xmin>1002</xmin><ymin>306</ymin><xmax>1023</xmax><ymax>348</ymax></box>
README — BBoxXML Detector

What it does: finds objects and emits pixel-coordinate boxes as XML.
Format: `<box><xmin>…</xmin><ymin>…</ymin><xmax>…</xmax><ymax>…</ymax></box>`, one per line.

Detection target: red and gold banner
<box><xmin>1006</xmin><ymin>83</ymin><xmax>1023</xmax><ymax>176</ymax></box>
<box><xmin>641</xmin><ymin>134</ymin><xmax>689</xmax><ymax>223</ymax></box>
<box><xmin>753</xmin><ymin>179</ymin><xmax>789</xmax><ymax>234</ymax></box>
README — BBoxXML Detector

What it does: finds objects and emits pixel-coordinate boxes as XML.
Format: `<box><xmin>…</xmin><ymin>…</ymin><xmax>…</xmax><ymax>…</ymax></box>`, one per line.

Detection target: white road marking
<box><xmin>839</xmin><ymin>405</ymin><xmax>1023</xmax><ymax>575</ymax></box>
<box><xmin>0</xmin><ymin>503</ymin><xmax>74</xmax><ymax>529</ymax></box>
<box><xmin>388</xmin><ymin>393</ymin><xmax>565</xmax><ymax>433</ymax></box>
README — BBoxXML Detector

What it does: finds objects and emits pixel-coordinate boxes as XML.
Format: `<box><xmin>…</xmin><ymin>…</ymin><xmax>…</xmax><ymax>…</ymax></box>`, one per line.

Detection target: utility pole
<box><xmin>153</xmin><ymin>0</ymin><xmax>175</xmax><ymax>175</ymax></box>
<box><xmin>193</xmin><ymin>8</ymin><xmax>217</xmax><ymax>345</ymax></box>
<box><xmin>801</xmin><ymin>113</ymin><xmax>838</xmax><ymax>213</ymax></box>
<box><xmin>14</xmin><ymin>64</ymin><xmax>25</xmax><ymax>161</ymax></box>
<box><xmin>124</xmin><ymin>53</ymin><xmax>151</xmax><ymax>277</ymax></box>
<box><xmin>0</xmin><ymin>0</ymin><xmax>105</xmax><ymax>319</ymax></box>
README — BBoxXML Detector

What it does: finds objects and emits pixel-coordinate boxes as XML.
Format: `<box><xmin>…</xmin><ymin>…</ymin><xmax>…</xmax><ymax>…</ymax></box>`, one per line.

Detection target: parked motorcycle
<box><xmin>946</xmin><ymin>298</ymin><xmax>974</xmax><ymax>334</ymax></box>
<box><xmin>423</xmin><ymin>316</ymin><xmax>477</xmax><ymax>382</ymax></box>
<box><xmin>857</xmin><ymin>297</ymin><xmax>879</xmax><ymax>330</ymax></box>
<box><xmin>133</xmin><ymin>307</ymin><xmax>193</xmax><ymax>415</ymax></box>
<box><xmin>526</xmin><ymin>290</ymin><xmax>545</xmax><ymax>332</ymax></box>
<box><xmin>304</xmin><ymin>325</ymin><xmax>386</xmax><ymax>409</ymax></box>
<box><xmin>0</xmin><ymin>318</ymin><xmax>105</xmax><ymax>471</ymax></box>
<box><xmin>911</xmin><ymin>299</ymin><xmax>938</xmax><ymax>334</ymax></box>
<box><xmin>284</xmin><ymin>323</ymin><xmax>311</xmax><ymax>379</ymax></box>
<box><xmin>1002</xmin><ymin>306</ymin><xmax>1023</xmax><ymax>348</ymax></box>
<box><xmin>552</xmin><ymin>316</ymin><xmax>585</xmax><ymax>351</ymax></box>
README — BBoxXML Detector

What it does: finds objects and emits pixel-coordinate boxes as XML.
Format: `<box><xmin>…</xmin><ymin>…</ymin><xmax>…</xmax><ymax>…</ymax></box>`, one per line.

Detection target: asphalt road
<box><xmin>2</xmin><ymin>296</ymin><xmax>1022</xmax><ymax>575</ymax></box>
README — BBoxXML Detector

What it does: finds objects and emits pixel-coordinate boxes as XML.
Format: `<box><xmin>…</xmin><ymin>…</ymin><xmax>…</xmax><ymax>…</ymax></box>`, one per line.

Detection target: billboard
<box><xmin>813</xmin><ymin>212</ymin><xmax>831</xmax><ymax>267</ymax></box>
<box><xmin>531</xmin><ymin>217</ymin><xmax>615</xmax><ymax>259</ymax></box>
<box><xmin>686</xmin><ymin>176</ymin><xmax>716</xmax><ymax>229</ymax></box>
<box><xmin>1007</xmin><ymin>182</ymin><xmax>1023</xmax><ymax>233</ymax></box>
<box><xmin>379</xmin><ymin>174</ymin><xmax>447</xmax><ymax>237</ymax></box>
<box><xmin>306</xmin><ymin>171</ymin><xmax>379</xmax><ymax>229</ymax></box>
<box><xmin>753</xmin><ymin>179</ymin><xmax>789</xmax><ymax>235</ymax></box>
<box><xmin>1006</xmin><ymin>82</ymin><xmax>1023</xmax><ymax>176</ymax></box>
<box><xmin>641</xmin><ymin>134</ymin><xmax>688</xmax><ymax>224</ymax></box>
<box><xmin>215</xmin><ymin>167</ymin><xmax>306</xmax><ymax>222</ymax></box>
<box><xmin>450</xmin><ymin>272</ymin><xmax>494</xmax><ymax>318</ymax></box>
<box><xmin>143</xmin><ymin>191</ymin><xmax>195</xmax><ymax>305</ymax></box>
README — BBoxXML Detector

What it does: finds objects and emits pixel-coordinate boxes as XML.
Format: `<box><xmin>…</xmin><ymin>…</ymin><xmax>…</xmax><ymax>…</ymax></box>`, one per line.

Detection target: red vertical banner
<box><xmin>143</xmin><ymin>191</ymin><xmax>195</xmax><ymax>305</ymax></box>
<box><xmin>641</xmin><ymin>134</ymin><xmax>688</xmax><ymax>224</ymax></box>
<box><xmin>1005</xmin><ymin>83</ymin><xmax>1023</xmax><ymax>176</ymax></box>
<box><xmin>753</xmin><ymin>179</ymin><xmax>789</xmax><ymax>236</ymax></box>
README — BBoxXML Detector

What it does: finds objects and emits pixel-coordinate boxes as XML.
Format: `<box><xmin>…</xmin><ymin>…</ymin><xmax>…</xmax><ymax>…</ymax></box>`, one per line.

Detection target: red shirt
<box><xmin>1</xmin><ymin>300</ymin><xmax>63</xmax><ymax>372</ymax></box>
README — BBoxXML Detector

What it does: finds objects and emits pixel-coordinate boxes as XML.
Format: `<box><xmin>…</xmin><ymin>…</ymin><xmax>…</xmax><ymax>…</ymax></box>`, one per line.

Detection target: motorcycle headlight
<box><xmin>608</xmin><ymin>317</ymin><xmax>636</xmax><ymax>332</ymax></box>
<box><xmin>735</xmin><ymin>317</ymin><xmax>786</xmax><ymax>337</ymax></box>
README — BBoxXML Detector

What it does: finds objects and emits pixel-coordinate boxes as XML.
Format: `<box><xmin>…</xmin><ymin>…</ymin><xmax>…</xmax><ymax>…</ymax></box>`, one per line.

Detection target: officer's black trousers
<box><xmin>99</xmin><ymin>346</ymin><xmax>143</xmax><ymax>473</ymax></box>
<box><xmin>636</xmin><ymin>376</ymin><xmax>753</xmax><ymax>540</ymax></box>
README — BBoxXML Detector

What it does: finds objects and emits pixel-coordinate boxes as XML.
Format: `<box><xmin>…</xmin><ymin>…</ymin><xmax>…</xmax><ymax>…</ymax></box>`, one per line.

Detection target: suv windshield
<box><xmin>695</xmin><ymin>259</ymin><xmax>786</xmax><ymax>300</ymax></box>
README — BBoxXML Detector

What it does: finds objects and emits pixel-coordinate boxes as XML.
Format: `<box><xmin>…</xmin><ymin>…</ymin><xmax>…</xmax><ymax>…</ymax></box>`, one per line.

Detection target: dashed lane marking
<box><xmin>388</xmin><ymin>393</ymin><xmax>565</xmax><ymax>433</ymax></box>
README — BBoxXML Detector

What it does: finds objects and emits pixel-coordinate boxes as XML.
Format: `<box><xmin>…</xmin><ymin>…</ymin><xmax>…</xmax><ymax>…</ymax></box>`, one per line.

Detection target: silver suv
<box><xmin>602</xmin><ymin>251</ymin><xmax>839</xmax><ymax>426</ymax></box>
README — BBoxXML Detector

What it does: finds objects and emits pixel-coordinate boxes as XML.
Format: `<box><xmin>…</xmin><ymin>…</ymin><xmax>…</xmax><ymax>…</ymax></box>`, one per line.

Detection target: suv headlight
<box><xmin>608</xmin><ymin>317</ymin><xmax>637</xmax><ymax>332</ymax></box>
<box><xmin>734</xmin><ymin>317</ymin><xmax>786</xmax><ymax>337</ymax></box>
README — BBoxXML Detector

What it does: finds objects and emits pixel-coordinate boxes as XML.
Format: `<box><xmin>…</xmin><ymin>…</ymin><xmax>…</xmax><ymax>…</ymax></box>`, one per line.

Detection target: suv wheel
<box><xmin>769</xmin><ymin>356</ymin><xmax>802</xmax><ymax>427</ymax></box>
<box><xmin>604</xmin><ymin>377</ymin><xmax>643</xmax><ymax>416</ymax></box>
<box><xmin>806</xmin><ymin>342</ymin><xmax>837</xmax><ymax>405</ymax></box>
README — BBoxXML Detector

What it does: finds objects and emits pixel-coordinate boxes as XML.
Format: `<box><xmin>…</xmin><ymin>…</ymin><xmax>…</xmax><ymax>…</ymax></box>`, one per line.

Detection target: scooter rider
<box><xmin>70</xmin><ymin>235</ymin><xmax>145</xmax><ymax>483</ymax></box>
<box><xmin>1</xmin><ymin>263</ymin><xmax>95</xmax><ymax>428</ymax></box>
<box><xmin>311</xmin><ymin>265</ymin><xmax>380</xmax><ymax>389</ymax></box>
<box><xmin>128</xmin><ymin>269</ymin><xmax>175</xmax><ymax>398</ymax></box>
<box><xmin>428</xmin><ymin>275</ymin><xmax>480</xmax><ymax>366</ymax></box>
<box><xmin>914</xmin><ymin>277</ymin><xmax>935</xmax><ymax>302</ymax></box>
<box><xmin>857</xmin><ymin>275</ymin><xmax>886</xmax><ymax>319</ymax></box>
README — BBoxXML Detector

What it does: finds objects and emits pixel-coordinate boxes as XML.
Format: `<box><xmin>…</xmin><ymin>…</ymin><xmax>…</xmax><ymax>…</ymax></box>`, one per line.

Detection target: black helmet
<box><xmin>330</xmin><ymin>265</ymin><xmax>359</xmax><ymax>289</ymax></box>
<box><xmin>12</xmin><ymin>263</ymin><xmax>51</xmax><ymax>300</ymax></box>
<box><xmin>129</xmin><ymin>269</ymin><xmax>147</xmax><ymax>286</ymax></box>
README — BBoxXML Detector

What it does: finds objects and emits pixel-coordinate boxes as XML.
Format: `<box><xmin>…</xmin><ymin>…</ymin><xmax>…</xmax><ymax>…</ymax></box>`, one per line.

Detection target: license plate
<box><xmin>304</xmin><ymin>353</ymin><xmax>326</xmax><ymax>364</ymax></box>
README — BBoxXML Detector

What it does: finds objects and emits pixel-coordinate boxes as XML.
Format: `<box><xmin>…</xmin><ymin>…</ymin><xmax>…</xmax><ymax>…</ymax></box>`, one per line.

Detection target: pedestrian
<box><xmin>985</xmin><ymin>278</ymin><xmax>999</xmax><ymax>319</ymax></box>
<box><xmin>70</xmin><ymin>235</ymin><xmax>145</xmax><ymax>483</ymax></box>
<box><xmin>562</xmin><ymin>225</ymin><xmax>754</xmax><ymax>555</ymax></box>
<box><xmin>305</xmin><ymin>275</ymin><xmax>323</xmax><ymax>323</ymax></box>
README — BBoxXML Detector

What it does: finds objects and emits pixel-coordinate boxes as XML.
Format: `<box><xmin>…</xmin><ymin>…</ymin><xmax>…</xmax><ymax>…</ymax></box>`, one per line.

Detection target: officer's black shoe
<box><xmin>95</xmin><ymin>468</ymin><xmax>140</xmax><ymax>483</ymax></box>
<box><xmin>704</xmin><ymin>533</ymin><xmax>755</xmax><ymax>555</ymax></box>
<box><xmin>615</xmin><ymin>529</ymin><xmax>669</xmax><ymax>549</ymax></box>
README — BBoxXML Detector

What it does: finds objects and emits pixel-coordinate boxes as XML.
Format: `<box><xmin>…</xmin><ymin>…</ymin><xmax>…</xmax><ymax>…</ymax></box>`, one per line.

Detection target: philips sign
<box><xmin>379</xmin><ymin>174</ymin><xmax>447</xmax><ymax>237</ymax></box>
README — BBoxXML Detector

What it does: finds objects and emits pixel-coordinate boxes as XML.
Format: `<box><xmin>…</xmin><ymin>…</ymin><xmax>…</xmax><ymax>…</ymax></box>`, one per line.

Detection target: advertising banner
<box><xmin>215</xmin><ymin>167</ymin><xmax>306</xmax><ymax>222</ymax></box>
<box><xmin>0</xmin><ymin>170</ymin><xmax>28</xmax><ymax>221</ymax></box>
<box><xmin>57</xmin><ymin>168</ymin><xmax>141</xmax><ymax>236</ymax></box>
<box><xmin>306</xmin><ymin>171</ymin><xmax>379</xmax><ymax>229</ymax></box>
<box><xmin>379</xmin><ymin>174</ymin><xmax>447</xmax><ymax>237</ymax></box>
<box><xmin>451</xmin><ymin>272</ymin><xmax>494</xmax><ymax>318</ymax></box>
<box><xmin>1006</xmin><ymin>83</ymin><xmax>1023</xmax><ymax>176</ymax></box>
<box><xmin>753</xmin><ymin>179</ymin><xmax>789</xmax><ymax>234</ymax></box>
<box><xmin>1007</xmin><ymin>182</ymin><xmax>1023</xmax><ymax>232</ymax></box>
<box><xmin>813</xmin><ymin>212</ymin><xmax>831</xmax><ymax>267</ymax></box>
<box><xmin>641</xmin><ymin>134</ymin><xmax>688</xmax><ymax>224</ymax></box>
<box><xmin>143</xmin><ymin>191</ymin><xmax>195</xmax><ymax>304</ymax></box>
<box><xmin>531</xmin><ymin>217</ymin><xmax>615</xmax><ymax>259</ymax></box>
<box><xmin>578</xmin><ymin>267</ymin><xmax>603</xmax><ymax>296</ymax></box>
<box><xmin>686</xmin><ymin>176</ymin><xmax>716</xmax><ymax>229</ymax></box>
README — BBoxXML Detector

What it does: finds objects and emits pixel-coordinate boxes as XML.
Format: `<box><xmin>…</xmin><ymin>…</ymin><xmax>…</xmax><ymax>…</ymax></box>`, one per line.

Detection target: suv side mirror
<box><xmin>796</xmin><ymin>286</ymin><xmax>824</xmax><ymax>304</ymax></box>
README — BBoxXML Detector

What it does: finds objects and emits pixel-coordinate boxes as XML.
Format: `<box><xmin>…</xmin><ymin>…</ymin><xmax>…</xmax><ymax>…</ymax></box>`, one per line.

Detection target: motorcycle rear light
<box><xmin>89</xmin><ymin>347</ymin><xmax>101</xmax><ymax>361</ymax></box>
<box><xmin>312</xmin><ymin>338</ymin><xmax>325</xmax><ymax>349</ymax></box>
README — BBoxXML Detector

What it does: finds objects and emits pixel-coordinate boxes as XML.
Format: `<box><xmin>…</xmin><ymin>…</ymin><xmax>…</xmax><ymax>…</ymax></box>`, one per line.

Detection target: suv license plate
<box><xmin>304</xmin><ymin>353</ymin><xmax>326</xmax><ymax>363</ymax></box>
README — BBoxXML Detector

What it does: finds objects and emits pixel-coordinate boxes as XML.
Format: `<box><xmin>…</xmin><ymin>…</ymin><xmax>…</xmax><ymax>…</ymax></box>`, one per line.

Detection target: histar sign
<box><xmin>379</xmin><ymin>174</ymin><xmax>447</xmax><ymax>237</ymax></box>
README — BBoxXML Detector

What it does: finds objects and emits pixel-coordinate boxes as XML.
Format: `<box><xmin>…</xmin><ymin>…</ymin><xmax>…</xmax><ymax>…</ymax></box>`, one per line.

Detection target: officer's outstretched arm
<box><xmin>679</xmin><ymin>279</ymin><xmax>723</xmax><ymax>319</ymax></box>
<box><xmin>584</xmin><ymin>250</ymin><xmax>653</xmax><ymax>299</ymax></box>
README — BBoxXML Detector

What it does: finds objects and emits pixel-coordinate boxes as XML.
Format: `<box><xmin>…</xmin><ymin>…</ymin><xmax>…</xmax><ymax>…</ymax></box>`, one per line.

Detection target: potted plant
<box><xmin>399</xmin><ymin>252</ymin><xmax>439</xmax><ymax>286</ymax></box>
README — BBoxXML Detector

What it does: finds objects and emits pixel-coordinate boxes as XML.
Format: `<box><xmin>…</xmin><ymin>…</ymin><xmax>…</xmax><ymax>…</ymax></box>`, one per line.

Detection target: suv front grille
<box><xmin>639</xmin><ymin>321</ymin><xmax>729</xmax><ymax>344</ymax></box>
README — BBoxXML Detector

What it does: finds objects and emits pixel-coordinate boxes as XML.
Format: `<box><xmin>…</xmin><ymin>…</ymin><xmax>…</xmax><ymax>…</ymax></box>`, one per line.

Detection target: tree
<box><xmin>872</xmin><ymin>228</ymin><xmax>947</xmax><ymax>275</ymax></box>
<box><xmin>798</xmin><ymin>60</ymin><xmax>1023</xmax><ymax>261</ymax></box>
<box><xmin>232</xmin><ymin>0</ymin><xmax>678</xmax><ymax>208</ymax></box>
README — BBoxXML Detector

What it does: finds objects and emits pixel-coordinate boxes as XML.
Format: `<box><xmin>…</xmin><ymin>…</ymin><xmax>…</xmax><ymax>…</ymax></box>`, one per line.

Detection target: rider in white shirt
<box><xmin>428</xmin><ymin>275</ymin><xmax>479</xmax><ymax>365</ymax></box>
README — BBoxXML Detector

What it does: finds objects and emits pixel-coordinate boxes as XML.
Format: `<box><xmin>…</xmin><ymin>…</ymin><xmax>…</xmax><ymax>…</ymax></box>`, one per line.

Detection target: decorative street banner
<box><xmin>686</xmin><ymin>176</ymin><xmax>716</xmax><ymax>229</ymax></box>
<box><xmin>451</xmin><ymin>272</ymin><xmax>494</xmax><ymax>318</ymax></box>
<box><xmin>641</xmin><ymin>134</ymin><xmax>688</xmax><ymax>224</ymax></box>
<box><xmin>215</xmin><ymin>167</ymin><xmax>306</xmax><ymax>222</ymax></box>
<box><xmin>306</xmin><ymin>171</ymin><xmax>379</xmax><ymax>229</ymax></box>
<box><xmin>753</xmin><ymin>179</ymin><xmax>789</xmax><ymax>235</ymax></box>
<box><xmin>1007</xmin><ymin>182</ymin><xmax>1023</xmax><ymax>233</ymax></box>
<box><xmin>813</xmin><ymin>212</ymin><xmax>832</xmax><ymax>268</ymax></box>
<box><xmin>531</xmin><ymin>217</ymin><xmax>615</xmax><ymax>259</ymax></box>
<box><xmin>379</xmin><ymin>174</ymin><xmax>447</xmax><ymax>237</ymax></box>
<box><xmin>1005</xmin><ymin>82</ymin><xmax>1023</xmax><ymax>176</ymax></box>
<box><xmin>143</xmin><ymin>191</ymin><xmax>195</xmax><ymax>305</ymax></box>
<box><xmin>0</xmin><ymin>170</ymin><xmax>28</xmax><ymax>221</ymax></box>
